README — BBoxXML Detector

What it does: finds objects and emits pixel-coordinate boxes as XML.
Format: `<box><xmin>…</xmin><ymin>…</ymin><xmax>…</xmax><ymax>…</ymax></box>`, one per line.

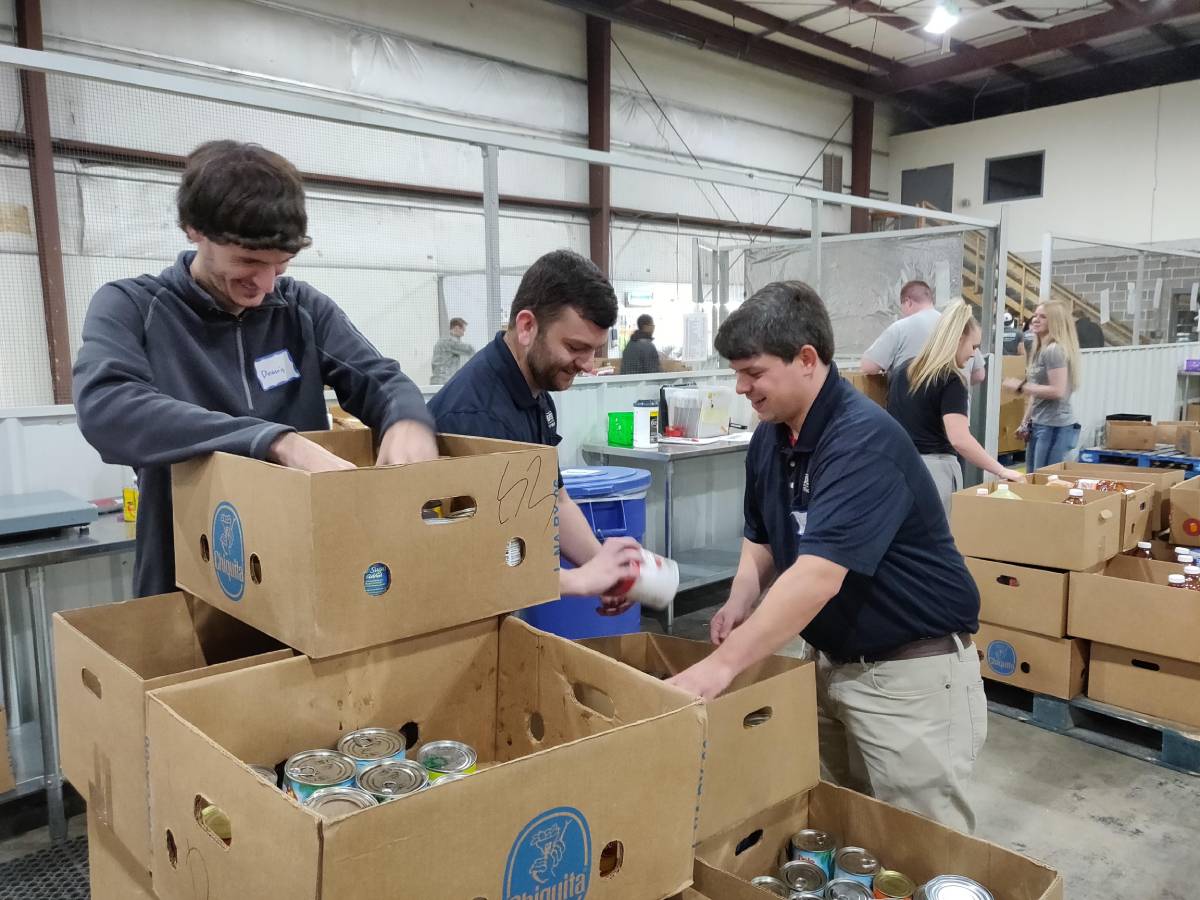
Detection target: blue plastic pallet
<box><xmin>985</xmin><ymin>680</ymin><xmax>1200</xmax><ymax>775</ymax></box>
<box><xmin>1077</xmin><ymin>446</ymin><xmax>1200</xmax><ymax>475</ymax></box>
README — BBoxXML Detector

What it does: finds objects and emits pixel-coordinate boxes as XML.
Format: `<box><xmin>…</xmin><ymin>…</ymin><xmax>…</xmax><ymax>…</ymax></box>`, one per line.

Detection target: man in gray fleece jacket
<box><xmin>73</xmin><ymin>141</ymin><xmax>437</xmax><ymax>597</ymax></box>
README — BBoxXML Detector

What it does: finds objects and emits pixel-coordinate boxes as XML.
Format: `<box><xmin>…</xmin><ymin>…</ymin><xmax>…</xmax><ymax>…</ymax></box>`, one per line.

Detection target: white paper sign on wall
<box><xmin>1099</xmin><ymin>289</ymin><xmax>1110</xmax><ymax>325</ymax></box>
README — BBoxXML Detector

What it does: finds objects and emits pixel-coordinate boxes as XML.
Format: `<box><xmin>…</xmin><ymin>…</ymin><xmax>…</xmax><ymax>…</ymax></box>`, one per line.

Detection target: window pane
<box><xmin>985</xmin><ymin>153</ymin><xmax>1043</xmax><ymax>202</ymax></box>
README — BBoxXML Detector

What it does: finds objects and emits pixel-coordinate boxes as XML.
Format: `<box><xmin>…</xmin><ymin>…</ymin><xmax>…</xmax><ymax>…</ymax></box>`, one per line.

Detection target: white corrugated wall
<box><xmin>1073</xmin><ymin>343</ymin><xmax>1200</xmax><ymax>448</ymax></box>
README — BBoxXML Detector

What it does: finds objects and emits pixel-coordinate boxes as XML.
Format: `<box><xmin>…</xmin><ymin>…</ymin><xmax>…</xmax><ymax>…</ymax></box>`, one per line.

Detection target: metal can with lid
<box><xmin>790</xmin><ymin>894</ymin><xmax>824</xmax><ymax>900</ymax></box>
<box><xmin>249</xmin><ymin>764</ymin><xmax>278</xmax><ymax>786</ymax></box>
<box><xmin>283</xmin><ymin>749</ymin><xmax>357</xmax><ymax>804</ymax></box>
<box><xmin>303</xmin><ymin>786</ymin><xmax>378</xmax><ymax>817</ymax></box>
<box><xmin>356</xmin><ymin>759</ymin><xmax>429</xmax><ymax>802</ymax></box>
<box><xmin>826</xmin><ymin>879</ymin><xmax>874</xmax><ymax>900</ymax></box>
<box><xmin>748</xmin><ymin>875</ymin><xmax>790</xmax><ymax>897</ymax></box>
<box><xmin>337</xmin><ymin>727</ymin><xmax>407</xmax><ymax>773</ymax></box>
<box><xmin>779</xmin><ymin>859</ymin><xmax>826</xmax><ymax>894</ymax></box>
<box><xmin>429</xmin><ymin>771</ymin><xmax>471</xmax><ymax>786</ymax></box>
<box><xmin>915</xmin><ymin>875</ymin><xmax>994</xmax><ymax>900</ymax></box>
<box><xmin>417</xmin><ymin>740</ymin><xmax>478</xmax><ymax>780</ymax></box>
<box><xmin>874</xmin><ymin>869</ymin><xmax>916</xmax><ymax>899</ymax></box>
<box><xmin>834</xmin><ymin>847</ymin><xmax>881</xmax><ymax>888</ymax></box>
<box><xmin>789</xmin><ymin>828</ymin><xmax>836</xmax><ymax>876</ymax></box>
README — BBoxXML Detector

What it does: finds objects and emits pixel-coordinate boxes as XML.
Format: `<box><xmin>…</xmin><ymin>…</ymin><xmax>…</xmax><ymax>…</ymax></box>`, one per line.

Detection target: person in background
<box><xmin>660</xmin><ymin>281</ymin><xmax>985</xmax><ymax>833</ymax></box>
<box><xmin>860</xmin><ymin>279</ymin><xmax>986</xmax><ymax>385</ymax></box>
<box><xmin>888</xmin><ymin>300</ymin><xmax>1024</xmax><ymax>515</ymax></box>
<box><xmin>430</xmin><ymin>317</ymin><xmax>475</xmax><ymax>384</ymax></box>
<box><xmin>429</xmin><ymin>249</ymin><xmax>642</xmax><ymax>598</ymax></box>
<box><xmin>1002</xmin><ymin>311</ymin><xmax>1021</xmax><ymax>356</ymax></box>
<box><xmin>1075</xmin><ymin>312</ymin><xmax>1105</xmax><ymax>349</ymax></box>
<box><xmin>621</xmin><ymin>314</ymin><xmax>661</xmax><ymax>375</ymax></box>
<box><xmin>1004</xmin><ymin>301</ymin><xmax>1083</xmax><ymax>468</ymax></box>
<box><xmin>73</xmin><ymin>141</ymin><xmax>437</xmax><ymax>598</ymax></box>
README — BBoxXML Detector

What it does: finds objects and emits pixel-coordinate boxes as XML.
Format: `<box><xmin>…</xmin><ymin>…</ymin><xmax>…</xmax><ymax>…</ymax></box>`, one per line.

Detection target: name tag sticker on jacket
<box><xmin>254</xmin><ymin>349</ymin><xmax>300</xmax><ymax>391</ymax></box>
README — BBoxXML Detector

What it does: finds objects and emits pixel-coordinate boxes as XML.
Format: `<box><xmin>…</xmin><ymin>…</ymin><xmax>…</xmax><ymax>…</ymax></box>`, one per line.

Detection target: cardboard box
<box><xmin>1068</xmin><ymin>556</ymin><xmax>1200</xmax><ymax>664</ymax></box>
<box><xmin>0</xmin><ymin>706</ymin><xmax>13</xmax><ymax>795</ymax></box>
<box><xmin>148</xmin><ymin>617</ymin><xmax>706</xmax><ymax>900</ymax></box>
<box><xmin>966</xmin><ymin>557</ymin><xmax>1069</xmax><ymax>637</ymax></box>
<box><xmin>1088</xmin><ymin>643</ymin><xmax>1200</xmax><ymax>729</ymax></box>
<box><xmin>1170</xmin><ymin>475</ymin><xmax>1200</xmax><ymax>545</ymax></box>
<box><xmin>54</xmin><ymin>593</ymin><xmax>289</xmax><ymax>870</ymax></box>
<box><xmin>1037</xmin><ymin>461</ymin><xmax>1185</xmax><ymax>532</ymax></box>
<box><xmin>1184</xmin><ymin>429</ymin><xmax>1200</xmax><ymax>458</ymax></box>
<box><xmin>1156</xmin><ymin>420</ymin><xmax>1198</xmax><ymax>447</ymax></box>
<box><xmin>997</xmin><ymin>398</ymin><xmax>1026</xmax><ymax>455</ymax></box>
<box><xmin>696</xmin><ymin>783</ymin><xmax>1062</xmax><ymax>900</ymax></box>
<box><xmin>1188</xmin><ymin>402</ymin><xmax>1200</xmax><ymax>421</ymax></box>
<box><xmin>951</xmin><ymin>483</ymin><xmax>1123</xmax><ymax>570</ymax></box>
<box><xmin>842</xmin><ymin>369</ymin><xmax>888</xmax><ymax>407</ymax></box>
<box><xmin>976</xmin><ymin>623</ymin><xmax>1087</xmax><ymax>699</ymax></box>
<box><xmin>172</xmin><ymin>430</ymin><xmax>561</xmax><ymax>658</ymax></box>
<box><xmin>580</xmin><ymin>633</ymin><xmax>818</xmax><ymax>840</ymax></box>
<box><xmin>1028</xmin><ymin>474</ymin><xmax>1155</xmax><ymax>548</ymax></box>
<box><xmin>1105</xmin><ymin>420</ymin><xmax>1157</xmax><ymax>451</ymax></box>
<box><xmin>89</xmin><ymin>809</ymin><xmax>158</xmax><ymax>900</ymax></box>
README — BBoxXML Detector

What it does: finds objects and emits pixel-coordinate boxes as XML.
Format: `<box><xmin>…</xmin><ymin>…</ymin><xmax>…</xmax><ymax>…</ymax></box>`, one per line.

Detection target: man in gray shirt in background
<box><xmin>860</xmin><ymin>280</ymin><xmax>986</xmax><ymax>384</ymax></box>
<box><xmin>430</xmin><ymin>317</ymin><xmax>475</xmax><ymax>384</ymax></box>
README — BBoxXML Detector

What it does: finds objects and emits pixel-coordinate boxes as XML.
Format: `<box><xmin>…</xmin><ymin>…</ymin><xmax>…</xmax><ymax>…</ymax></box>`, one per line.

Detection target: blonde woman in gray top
<box><xmin>1003</xmin><ymin>301</ymin><xmax>1082</xmax><ymax>469</ymax></box>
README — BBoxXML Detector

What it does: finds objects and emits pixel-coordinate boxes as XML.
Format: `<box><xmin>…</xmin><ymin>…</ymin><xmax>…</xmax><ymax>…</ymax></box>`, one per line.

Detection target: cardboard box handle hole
<box><xmin>421</xmin><ymin>496</ymin><xmax>477</xmax><ymax>522</ymax></box>
<box><xmin>399</xmin><ymin>721</ymin><xmax>420</xmax><ymax>749</ymax></box>
<box><xmin>1132</xmin><ymin>658</ymin><xmax>1161</xmax><ymax>671</ymax></box>
<box><xmin>81</xmin><ymin>668</ymin><xmax>102</xmax><ymax>700</ymax></box>
<box><xmin>571</xmin><ymin>682</ymin><xmax>616</xmax><ymax>719</ymax></box>
<box><xmin>165</xmin><ymin>830</ymin><xmax>178</xmax><ymax>868</ymax></box>
<box><xmin>734</xmin><ymin>828</ymin><xmax>763</xmax><ymax>856</ymax></box>
<box><xmin>199</xmin><ymin>534</ymin><xmax>210</xmax><ymax>562</ymax></box>
<box><xmin>743</xmin><ymin>706</ymin><xmax>772</xmax><ymax>728</ymax></box>
<box><xmin>1020</xmin><ymin>662</ymin><xmax>1031</xmax><ymax>674</ymax></box>
<box><xmin>505</xmin><ymin>537</ymin><xmax>526</xmax><ymax>568</ymax></box>
<box><xmin>528</xmin><ymin>710</ymin><xmax>545</xmax><ymax>742</ymax></box>
<box><xmin>249</xmin><ymin>554</ymin><xmax>262</xmax><ymax>584</ymax></box>
<box><xmin>599</xmin><ymin>840</ymin><xmax>624</xmax><ymax>877</ymax></box>
<box><xmin>194</xmin><ymin>795</ymin><xmax>232</xmax><ymax>848</ymax></box>
<box><xmin>996</xmin><ymin>575</ymin><xmax>1020</xmax><ymax>588</ymax></box>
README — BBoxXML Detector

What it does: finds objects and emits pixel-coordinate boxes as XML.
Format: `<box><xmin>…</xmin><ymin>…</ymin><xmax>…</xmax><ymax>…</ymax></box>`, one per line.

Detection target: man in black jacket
<box><xmin>73</xmin><ymin>141</ymin><xmax>436</xmax><ymax>597</ymax></box>
<box><xmin>621</xmin><ymin>314</ymin><xmax>661</xmax><ymax>375</ymax></box>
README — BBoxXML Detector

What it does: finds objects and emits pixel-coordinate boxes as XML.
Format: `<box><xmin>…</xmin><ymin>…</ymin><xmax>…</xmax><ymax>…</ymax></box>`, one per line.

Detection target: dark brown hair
<box><xmin>509</xmin><ymin>250</ymin><xmax>617</xmax><ymax>329</ymax></box>
<box><xmin>177</xmin><ymin>141</ymin><xmax>312</xmax><ymax>253</ymax></box>
<box><xmin>449</xmin><ymin>317</ymin><xmax>467</xmax><ymax>330</ymax></box>
<box><xmin>715</xmin><ymin>281</ymin><xmax>834</xmax><ymax>364</ymax></box>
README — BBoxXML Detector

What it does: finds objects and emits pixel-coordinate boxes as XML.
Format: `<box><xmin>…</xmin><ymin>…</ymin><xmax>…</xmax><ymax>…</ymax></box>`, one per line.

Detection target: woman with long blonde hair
<box><xmin>1002</xmin><ymin>301</ymin><xmax>1082</xmax><ymax>469</ymax></box>
<box><xmin>887</xmin><ymin>299</ymin><xmax>1023</xmax><ymax>514</ymax></box>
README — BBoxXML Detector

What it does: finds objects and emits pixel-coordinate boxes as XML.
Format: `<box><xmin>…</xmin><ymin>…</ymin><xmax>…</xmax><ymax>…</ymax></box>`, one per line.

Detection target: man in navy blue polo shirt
<box><xmin>667</xmin><ymin>281</ymin><xmax>986</xmax><ymax>833</ymax></box>
<box><xmin>429</xmin><ymin>249</ymin><xmax>643</xmax><ymax>598</ymax></box>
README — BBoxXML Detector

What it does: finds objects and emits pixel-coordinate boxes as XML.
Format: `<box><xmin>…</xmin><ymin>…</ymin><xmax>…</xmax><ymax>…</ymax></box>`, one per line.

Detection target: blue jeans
<box><xmin>1028</xmin><ymin>422</ymin><xmax>1080</xmax><ymax>469</ymax></box>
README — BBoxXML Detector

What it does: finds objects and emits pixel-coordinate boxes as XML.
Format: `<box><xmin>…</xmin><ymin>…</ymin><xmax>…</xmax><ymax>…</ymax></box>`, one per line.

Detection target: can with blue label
<box><xmin>337</xmin><ymin>727</ymin><xmax>406</xmax><ymax>773</ymax></box>
<box><xmin>790</xmin><ymin>828</ymin><xmax>836</xmax><ymax>876</ymax></box>
<box><xmin>283</xmin><ymin>749</ymin><xmax>357</xmax><ymax>804</ymax></box>
<box><xmin>835</xmin><ymin>847</ymin><xmax>880</xmax><ymax>888</ymax></box>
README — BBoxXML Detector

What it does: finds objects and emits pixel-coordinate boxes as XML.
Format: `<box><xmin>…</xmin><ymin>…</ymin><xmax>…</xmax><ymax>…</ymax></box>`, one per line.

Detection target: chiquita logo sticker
<box><xmin>986</xmin><ymin>640</ymin><xmax>1017</xmax><ymax>677</ymax></box>
<box><xmin>212</xmin><ymin>501</ymin><xmax>245</xmax><ymax>601</ymax></box>
<box><xmin>504</xmin><ymin>806</ymin><xmax>591</xmax><ymax>900</ymax></box>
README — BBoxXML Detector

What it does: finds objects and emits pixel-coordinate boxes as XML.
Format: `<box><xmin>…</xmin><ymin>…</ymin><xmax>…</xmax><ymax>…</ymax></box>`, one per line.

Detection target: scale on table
<box><xmin>0</xmin><ymin>490</ymin><xmax>99</xmax><ymax>539</ymax></box>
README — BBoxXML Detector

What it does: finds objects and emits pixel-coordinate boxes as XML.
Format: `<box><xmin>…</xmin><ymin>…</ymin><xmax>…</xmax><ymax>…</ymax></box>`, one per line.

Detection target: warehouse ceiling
<box><xmin>548</xmin><ymin>0</ymin><xmax>1200</xmax><ymax>129</ymax></box>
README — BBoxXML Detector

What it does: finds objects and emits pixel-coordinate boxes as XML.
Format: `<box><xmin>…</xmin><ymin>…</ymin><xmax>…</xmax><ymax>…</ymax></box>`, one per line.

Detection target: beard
<box><xmin>528</xmin><ymin>335</ymin><xmax>575</xmax><ymax>392</ymax></box>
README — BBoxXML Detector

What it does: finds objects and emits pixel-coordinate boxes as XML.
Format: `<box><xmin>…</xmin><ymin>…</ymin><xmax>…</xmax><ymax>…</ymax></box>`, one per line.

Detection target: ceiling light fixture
<box><xmin>924</xmin><ymin>2</ymin><xmax>960</xmax><ymax>34</ymax></box>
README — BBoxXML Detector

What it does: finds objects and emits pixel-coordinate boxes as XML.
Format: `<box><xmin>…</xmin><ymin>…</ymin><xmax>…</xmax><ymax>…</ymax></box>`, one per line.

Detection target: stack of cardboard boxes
<box><xmin>54</xmin><ymin>427</ymin><xmax>1063</xmax><ymax>899</ymax></box>
<box><xmin>954</xmin><ymin>461</ymin><xmax>1200</xmax><ymax>731</ymax></box>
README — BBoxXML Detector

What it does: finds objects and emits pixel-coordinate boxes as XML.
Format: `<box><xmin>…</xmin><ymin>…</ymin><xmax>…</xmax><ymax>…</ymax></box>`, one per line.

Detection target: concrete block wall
<box><xmin>1049</xmin><ymin>254</ymin><xmax>1200</xmax><ymax>340</ymax></box>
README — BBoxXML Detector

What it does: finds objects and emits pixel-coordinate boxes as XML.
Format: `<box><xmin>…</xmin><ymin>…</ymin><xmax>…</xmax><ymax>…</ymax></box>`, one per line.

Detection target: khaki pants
<box><xmin>816</xmin><ymin>636</ymin><xmax>987</xmax><ymax>833</ymax></box>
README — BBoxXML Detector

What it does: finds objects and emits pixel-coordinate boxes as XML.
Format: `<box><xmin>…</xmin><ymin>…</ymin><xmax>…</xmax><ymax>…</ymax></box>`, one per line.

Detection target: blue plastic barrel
<box><xmin>523</xmin><ymin>466</ymin><xmax>652</xmax><ymax>639</ymax></box>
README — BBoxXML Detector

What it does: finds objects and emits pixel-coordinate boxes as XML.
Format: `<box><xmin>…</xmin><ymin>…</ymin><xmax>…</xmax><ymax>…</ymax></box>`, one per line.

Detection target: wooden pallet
<box><xmin>1077</xmin><ymin>446</ymin><xmax>1200</xmax><ymax>475</ymax></box>
<box><xmin>984</xmin><ymin>680</ymin><xmax>1200</xmax><ymax>776</ymax></box>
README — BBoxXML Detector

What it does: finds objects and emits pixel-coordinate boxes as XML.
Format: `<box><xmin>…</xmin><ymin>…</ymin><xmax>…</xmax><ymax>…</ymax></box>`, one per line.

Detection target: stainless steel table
<box><xmin>581</xmin><ymin>438</ymin><xmax>750</xmax><ymax>631</ymax></box>
<box><xmin>0</xmin><ymin>515</ymin><xmax>136</xmax><ymax>842</ymax></box>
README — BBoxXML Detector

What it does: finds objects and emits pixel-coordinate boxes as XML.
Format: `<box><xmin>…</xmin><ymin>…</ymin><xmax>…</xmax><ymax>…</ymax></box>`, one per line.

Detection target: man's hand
<box><xmin>561</xmin><ymin>537</ymin><xmax>641</xmax><ymax>597</ymax></box>
<box><xmin>267</xmin><ymin>432</ymin><xmax>356</xmax><ymax>472</ymax></box>
<box><xmin>376</xmin><ymin>420</ymin><xmax>439</xmax><ymax>465</ymax></box>
<box><xmin>710</xmin><ymin>597</ymin><xmax>753</xmax><ymax>645</ymax></box>
<box><xmin>666</xmin><ymin>655</ymin><xmax>736</xmax><ymax>701</ymax></box>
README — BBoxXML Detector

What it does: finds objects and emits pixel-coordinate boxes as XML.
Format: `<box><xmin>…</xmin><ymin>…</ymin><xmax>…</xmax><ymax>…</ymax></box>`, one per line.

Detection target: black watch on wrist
<box><xmin>1017</xmin><ymin>379</ymin><xmax>1027</xmax><ymax>395</ymax></box>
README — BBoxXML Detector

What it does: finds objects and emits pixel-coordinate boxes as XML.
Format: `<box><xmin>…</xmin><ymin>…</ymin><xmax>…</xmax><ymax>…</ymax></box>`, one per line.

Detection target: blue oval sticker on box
<box><xmin>986</xmin><ymin>640</ymin><xmax>1017</xmax><ymax>677</ymax></box>
<box><xmin>504</xmin><ymin>806</ymin><xmax>591</xmax><ymax>900</ymax></box>
<box><xmin>212</xmin><ymin>501</ymin><xmax>245</xmax><ymax>601</ymax></box>
<box><xmin>364</xmin><ymin>562</ymin><xmax>391</xmax><ymax>596</ymax></box>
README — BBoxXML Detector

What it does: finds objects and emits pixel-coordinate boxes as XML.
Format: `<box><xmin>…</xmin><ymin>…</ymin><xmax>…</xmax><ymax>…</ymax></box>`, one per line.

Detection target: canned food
<box><xmin>826</xmin><ymin>879</ymin><xmax>874</xmax><ymax>900</ymax></box>
<box><xmin>915</xmin><ymin>875</ymin><xmax>994</xmax><ymax>900</ymax></box>
<box><xmin>337</xmin><ymin>727</ymin><xmax>407</xmax><ymax>772</ymax></box>
<box><xmin>417</xmin><ymin>740</ymin><xmax>478</xmax><ymax>780</ymax></box>
<box><xmin>779</xmin><ymin>859</ymin><xmax>826</xmax><ymax>893</ymax></box>
<box><xmin>356</xmin><ymin>759</ymin><xmax>429</xmax><ymax>801</ymax></box>
<box><xmin>789</xmin><ymin>828</ymin><xmax>836</xmax><ymax>876</ymax></box>
<box><xmin>748</xmin><ymin>875</ymin><xmax>790</xmax><ymax>897</ymax></box>
<box><xmin>429</xmin><ymin>771</ymin><xmax>471</xmax><ymax>786</ymax></box>
<box><xmin>249</xmin><ymin>764</ymin><xmax>278</xmax><ymax>786</ymax></box>
<box><xmin>834</xmin><ymin>847</ymin><xmax>880</xmax><ymax>888</ymax></box>
<box><xmin>303</xmin><ymin>786</ymin><xmax>378</xmax><ymax>817</ymax></box>
<box><xmin>283</xmin><ymin>749</ymin><xmax>357</xmax><ymax>803</ymax></box>
<box><xmin>790</xmin><ymin>894</ymin><xmax>824</xmax><ymax>900</ymax></box>
<box><xmin>198</xmin><ymin>805</ymin><xmax>231</xmax><ymax>844</ymax></box>
<box><xmin>873</xmin><ymin>869</ymin><xmax>916</xmax><ymax>899</ymax></box>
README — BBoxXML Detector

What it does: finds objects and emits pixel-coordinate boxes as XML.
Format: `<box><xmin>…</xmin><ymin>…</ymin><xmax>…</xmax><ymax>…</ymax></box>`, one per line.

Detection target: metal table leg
<box><xmin>25</xmin><ymin>566</ymin><xmax>66</xmax><ymax>843</ymax></box>
<box><xmin>664</xmin><ymin>458</ymin><xmax>674</xmax><ymax>634</ymax></box>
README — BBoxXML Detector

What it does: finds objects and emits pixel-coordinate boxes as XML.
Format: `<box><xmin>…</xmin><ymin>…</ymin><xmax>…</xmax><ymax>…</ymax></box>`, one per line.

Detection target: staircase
<box><xmin>961</xmin><ymin>230</ymin><xmax>1133</xmax><ymax>347</ymax></box>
